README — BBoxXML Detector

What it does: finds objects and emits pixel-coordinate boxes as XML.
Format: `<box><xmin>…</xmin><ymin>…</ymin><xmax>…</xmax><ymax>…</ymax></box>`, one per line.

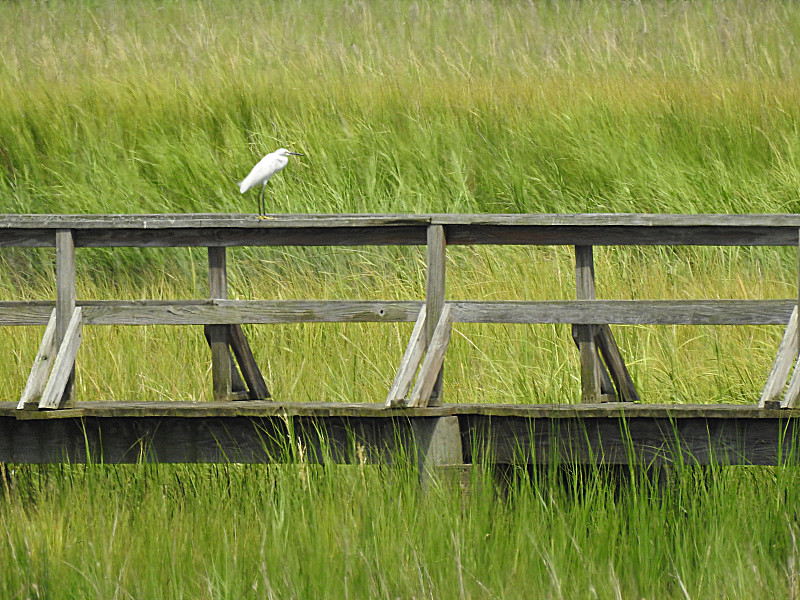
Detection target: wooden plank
<box><xmin>73</xmin><ymin>227</ymin><xmax>428</xmax><ymax>248</ymax></box>
<box><xmin>574</xmin><ymin>324</ymin><xmax>602</xmax><ymax>403</ymax></box>
<box><xmin>89</xmin><ymin>300</ymin><xmax>423</xmax><ymax>325</ymax></box>
<box><xmin>785</xmin><ymin>231</ymin><xmax>800</xmax><ymax>409</ymax></box>
<box><xmin>759</xmin><ymin>305</ymin><xmax>799</xmax><ymax>408</ymax></box>
<box><xmin>207</xmin><ymin>247</ymin><xmax>231</xmax><ymax>401</ymax></box>
<box><xmin>202</xmin><ymin>325</ymin><xmax>247</xmax><ymax>393</ymax></box>
<box><xmin>386</xmin><ymin>306</ymin><xmax>427</xmax><ymax>407</ymax></box>
<box><xmin>2</xmin><ymin>299</ymin><xmax>798</xmax><ymax>327</ymax></box>
<box><xmin>596</xmin><ymin>324</ymin><xmax>640</xmax><ymax>403</ymax></box>
<box><xmin>575</xmin><ymin>246</ymin><xmax>601</xmax><ymax>403</ymax></box>
<box><xmin>55</xmin><ymin>230</ymin><xmax>76</xmax><ymax>408</ymax></box>
<box><xmin>17</xmin><ymin>310</ymin><xmax>57</xmax><ymax>410</ymax></box>
<box><xmin>6</xmin><ymin>212</ymin><xmax>800</xmax><ymax>230</ymax></box>
<box><xmin>2</xmin><ymin>402</ymin><xmax>799</xmax><ymax>465</ymax></box>
<box><xmin>426</xmin><ymin>225</ymin><xmax>447</xmax><ymax>405</ymax></box>
<box><xmin>38</xmin><ymin>307</ymin><xmax>83</xmax><ymax>410</ymax></box>
<box><xmin>408</xmin><ymin>304</ymin><xmax>453</xmax><ymax>408</ymax></box>
<box><xmin>781</xmin><ymin>358</ymin><xmax>800</xmax><ymax>408</ymax></box>
<box><xmin>5</xmin><ymin>213</ymin><xmax>800</xmax><ymax>248</ymax></box>
<box><xmin>228</xmin><ymin>324</ymin><xmax>270</xmax><ymax>400</ymax></box>
<box><xmin>570</xmin><ymin>324</ymin><xmax>616</xmax><ymax>399</ymax></box>
<box><xmin>430</xmin><ymin>213</ymin><xmax>800</xmax><ymax>228</ymax></box>
<box><xmin>575</xmin><ymin>245</ymin><xmax>596</xmax><ymax>301</ymax></box>
<box><xmin>0</xmin><ymin>400</ymin><xmax>792</xmax><ymax>420</ymax></box>
<box><xmin>0</xmin><ymin>213</ymin><xmax>434</xmax><ymax>230</ymax></box>
<box><xmin>450</xmin><ymin>299</ymin><xmax>797</xmax><ymax>325</ymax></box>
<box><xmin>1</xmin><ymin>224</ymin><xmax>793</xmax><ymax>248</ymax></box>
<box><xmin>56</xmin><ymin>231</ymin><xmax>76</xmax><ymax>340</ymax></box>
<box><xmin>460</xmin><ymin>412</ymin><xmax>800</xmax><ymax>467</ymax></box>
<box><xmin>443</xmin><ymin>225</ymin><xmax>798</xmax><ymax>247</ymax></box>
<box><xmin>0</xmin><ymin>300</ymin><xmax>424</xmax><ymax>326</ymax></box>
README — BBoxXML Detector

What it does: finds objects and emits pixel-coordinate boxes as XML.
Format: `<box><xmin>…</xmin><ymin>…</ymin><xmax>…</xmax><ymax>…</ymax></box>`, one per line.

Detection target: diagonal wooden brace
<box><xmin>386</xmin><ymin>306</ymin><xmax>427</xmax><ymax>407</ymax></box>
<box><xmin>595</xmin><ymin>324</ymin><xmax>640</xmax><ymax>403</ymax></box>
<box><xmin>38</xmin><ymin>307</ymin><xmax>83</xmax><ymax>410</ymax></box>
<box><xmin>17</xmin><ymin>309</ymin><xmax>58</xmax><ymax>410</ymax></box>
<box><xmin>759</xmin><ymin>305</ymin><xmax>800</xmax><ymax>408</ymax></box>
<box><xmin>203</xmin><ymin>324</ymin><xmax>270</xmax><ymax>401</ymax></box>
<box><xmin>408</xmin><ymin>304</ymin><xmax>453</xmax><ymax>408</ymax></box>
<box><xmin>571</xmin><ymin>324</ymin><xmax>639</xmax><ymax>403</ymax></box>
<box><xmin>228</xmin><ymin>324</ymin><xmax>270</xmax><ymax>400</ymax></box>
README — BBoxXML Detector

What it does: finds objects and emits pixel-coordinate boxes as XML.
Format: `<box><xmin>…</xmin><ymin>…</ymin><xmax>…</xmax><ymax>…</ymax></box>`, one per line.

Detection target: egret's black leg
<box><xmin>258</xmin><ymin>185</ymin><xmax>265</xmax><ymax>217</ymax></box>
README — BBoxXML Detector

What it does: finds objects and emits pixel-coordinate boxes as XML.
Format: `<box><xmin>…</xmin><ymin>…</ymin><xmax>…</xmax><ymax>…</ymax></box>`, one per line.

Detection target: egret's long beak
<box><xmin>288</xmin><ymin>152</ymin><xmax>305</xmax><ymax>156</ymax></box>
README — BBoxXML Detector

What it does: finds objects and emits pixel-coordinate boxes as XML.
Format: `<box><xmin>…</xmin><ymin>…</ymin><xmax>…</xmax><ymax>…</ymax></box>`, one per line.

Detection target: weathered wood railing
<box><xmin>2</xmin><ymin>213</ymin><xmax>800</xmax><ymax>411</ymax></box>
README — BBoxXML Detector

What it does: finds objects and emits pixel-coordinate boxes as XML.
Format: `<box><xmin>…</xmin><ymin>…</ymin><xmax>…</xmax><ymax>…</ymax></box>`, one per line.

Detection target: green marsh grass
<box><xmin>4</xmin><ymin>459</ymin><xmax>800</xmax><ymax>599</ymax></box>
<box><xmin>3</xmin><ymin>0</ymin><xmax>800</xmax><ymax>596</ymax></box>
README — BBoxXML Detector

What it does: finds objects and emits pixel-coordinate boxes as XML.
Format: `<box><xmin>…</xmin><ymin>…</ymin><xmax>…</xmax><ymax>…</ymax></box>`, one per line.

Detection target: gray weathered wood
<box><xmin>208</xmin><ymin>247</ymin><xmax>231</xmax><ymax>401</ymax></box>
<box><xmin>202</xmin><ymin>326</ymin><xmax>247</xmax><ymax>394</ymax></box>
<box><xmin>570</xmin><ymin>324</ymin><xmax>615</xmax><ymax>395</ymax></box>
<box><xmin>3</xmin><ymin>299</ymin><xmax>796</xmax><ymax>327</ymax></box>
<box><xmin>570</xmin><ymin>325</ymin><xmax>616</xmax><ymax>398</ymax></box>
<box><xmin>55</xmin><ymin>230</ymin><xmax>76</xmax><ymax>408</ymax></box>
<box><xmin>596</xmin><ymin>324</ymin><xmax>640</xmax><ymax>403</ymax></box>
<box><xmin>412</xmin><ymin>416</ymin><xmax>464</xmax><ymax>486</ymax></box>
<box><xmin>759</xmin><ymin>305</ymin><xmax>799</xmax><ymax>408</ymax></box>
<box><xmin>38</xmin><ymin>307</ymin><xmax>83</xmax><ymax>410</ymax></box>
<box><xmin>426</xmin><ymin>225</ymin><xmax>446</xmax><ymax>405</ymax></box>
<box><xmin>386</xmin><ymin>306</ymin><xmax>427</xmax><ymax>407</ymax></box>
<box><xmin>409</xmin><ymin>304</ymin><xmax>453</xmax><ymax>408</ymax></box>
<box><xmin>449</xmin><ymin>300</ymin><xmax>797</xmax><ymax>325</ymax></box>
<box><xmin>17</xmin><ymin>310</ymin><xmax>57</xmax><ymax>410</ymax></box>
<box><xmin>1</xmin><ymin>299</ymin><xmax>795</xmax><ymax>327</ymax></box>
<box><xmin>2</xmin><ymin>400</ymin><xmax>799</xmax><ymax>465</ymax></box>
<box><xmin>4</xmin><ymin>212</ymin><xmax>800</xmax><ymax>230</ymax></box>
<box><xmin>4</xmin><ymin>213</ymin><xmax>800</xmax><ymax>248</ymax></box>
<box><xmin>789</xmin><ymin>230</ymin><xmax>800</xmax><ymax>408</ymax></box>
<box><xmin>575</xmin><ymin>246</ymin><xmax>601</xmax><ymax>403</ymax></box>
<box><xmin>2</xmin><ymin>399</ymin><xmax>792</xmax><ymax>420</ymax></box>
<box><xmin>781</xmin><ymin>358</ymin><xmax>800</xmax><ymax>408</ymax></box>
<box><xmin>228</xmin><ymin>324</ymin><xmax>270</xmax><ymax>400</ymax></box>
<box><xmin>56</xmin><ymin>231</ymin><xmax>76</xmax><ymax>340</ymax></box>
<box><xmin>785</xmin><ymin>233</ymin><xmax>800</xmax><ymax>409</ymax></box>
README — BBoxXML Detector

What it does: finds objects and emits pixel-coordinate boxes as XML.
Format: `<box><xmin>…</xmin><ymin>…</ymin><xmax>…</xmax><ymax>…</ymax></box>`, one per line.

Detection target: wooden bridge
<box><xmin>2</xmin><ymin>213</ymin><xmax>800</xmax><ymax>469</ymax></box>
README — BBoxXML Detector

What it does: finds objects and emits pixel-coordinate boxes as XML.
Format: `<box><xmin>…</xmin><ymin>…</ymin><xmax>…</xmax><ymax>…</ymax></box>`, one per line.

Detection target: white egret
<box><xmin>239</xmin><ymin>148</ymin><xmax>304</xmax><ymax>217</ymax></box>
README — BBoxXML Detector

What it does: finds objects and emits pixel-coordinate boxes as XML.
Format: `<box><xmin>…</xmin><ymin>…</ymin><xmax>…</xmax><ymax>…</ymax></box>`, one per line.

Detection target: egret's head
<box><xmin>276</xmin><ymin>148</ymin><xmax>304</xmax><ymax>157</ymax></box>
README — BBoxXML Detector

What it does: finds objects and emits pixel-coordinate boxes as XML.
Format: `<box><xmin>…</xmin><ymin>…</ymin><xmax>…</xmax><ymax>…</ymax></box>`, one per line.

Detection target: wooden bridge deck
<box><xmin>2</xmin><ymin>401</ymin><xmax>797</xmax><ymax>466</ymax></box>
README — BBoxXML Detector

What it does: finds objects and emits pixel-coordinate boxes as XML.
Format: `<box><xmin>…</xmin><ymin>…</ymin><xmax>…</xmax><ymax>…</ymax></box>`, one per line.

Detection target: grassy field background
<box><xmin>2</xmin><ymin>0</ymin><xmax>800</xmax><ymax>597</ymax></box>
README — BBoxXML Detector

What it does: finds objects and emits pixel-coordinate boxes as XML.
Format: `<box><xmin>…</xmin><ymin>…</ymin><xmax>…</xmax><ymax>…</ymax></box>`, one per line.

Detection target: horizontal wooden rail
<box><xmin>3</xmin><ymin>213</ymin><xmax>800</xmax><ymax>247</ymax></box>
<box><xmin>0</xmin><ymin>300</ymin><xmax>424</xmax><ymax>326</ymax></box>
<box><xmin>1</xmin><ymin>299</ymin><xmax>796</xmax><ymax>327</ymax></box>
<box><xmin>450</xmin><ymin>300</ymin><xmax>798</xmax><ymax>325</ymax></box>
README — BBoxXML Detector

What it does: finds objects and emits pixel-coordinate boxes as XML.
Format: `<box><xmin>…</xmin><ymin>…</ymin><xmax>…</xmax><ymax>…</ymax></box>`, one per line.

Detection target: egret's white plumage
<box><xmin>239</xmin><ymin>148</ymin><xmax>303</xmax><ymax>217</ymax></box>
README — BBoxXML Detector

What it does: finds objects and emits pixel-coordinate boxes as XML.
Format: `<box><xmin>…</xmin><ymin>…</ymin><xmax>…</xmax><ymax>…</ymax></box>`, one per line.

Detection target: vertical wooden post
<box><xmin>208</xmin><ymin>247</ymin><xmax>232</xmax><ymax>400</ymax></box>
<box><xmin>412</xmin><ymin>416</ymin><xmax>464</xmax><ymax>489</ymax></box>
<box><xmin>575</xmin><ymin>245</ymin><xmax>600</xmax><ymax>403</ymax></box>
<box><xmin>56</xmin><ymin>230</ymin><xmax>76</xmax><ymax>408</ymax></box>
<box><xmin>426</xmin><ymin>225</ymin><xmax>446</xmax><ymax>406</ymax></box>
